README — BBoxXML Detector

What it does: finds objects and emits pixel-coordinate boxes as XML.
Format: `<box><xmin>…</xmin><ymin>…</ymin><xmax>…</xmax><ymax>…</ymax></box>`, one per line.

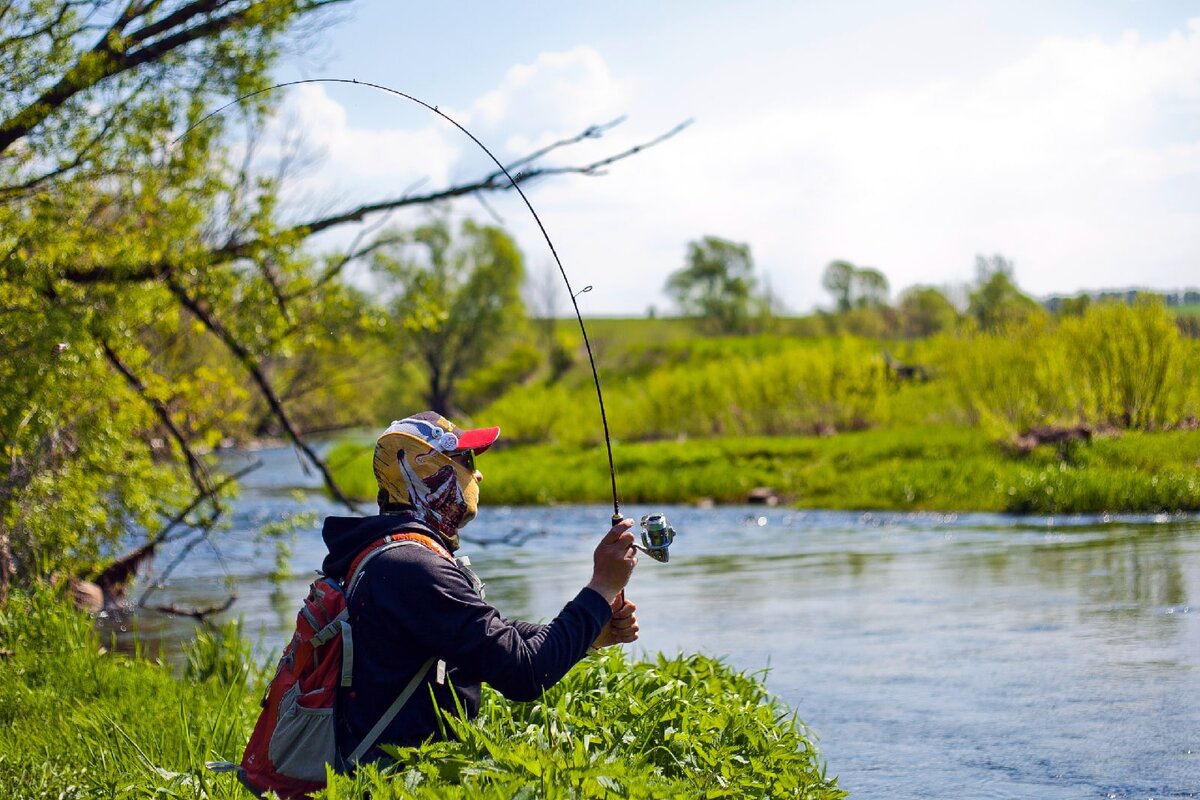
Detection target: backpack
<box><xmin>208</xmin><ymin>529</ymin><xmax>455</xmax><ymax>799</ymax></box>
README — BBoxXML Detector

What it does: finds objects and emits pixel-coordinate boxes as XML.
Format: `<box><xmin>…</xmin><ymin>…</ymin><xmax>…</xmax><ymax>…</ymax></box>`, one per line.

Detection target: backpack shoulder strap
<box><xmin>343</xmin><ymin>528</ymin><xmax>455</xmax><ymax>600</ymax></box>
<box><xmin>346</xmin><ymin>655</ymin><xmax>437</xmax><ymax>765</ymax></box>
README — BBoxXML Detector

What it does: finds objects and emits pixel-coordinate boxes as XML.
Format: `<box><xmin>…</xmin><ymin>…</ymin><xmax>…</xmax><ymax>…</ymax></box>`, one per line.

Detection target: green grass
<box><xmin>0</xmin><ymin>589</ymin><xmax>842</xmax><ymax>799</ymax></box>
<box><xmin>0</xmin><ymin>590</ymin><xmax>261</xmax><ymax>799</ymax></box>
<box><xmin>332</xmin><ymin>651</ymin><xmax>844</xmax><ymax>798</ymax></box>
<box><xmin>331</xmin><ymin>427</ymin><xmax>1200</xmax><ymax>514</ymax></box>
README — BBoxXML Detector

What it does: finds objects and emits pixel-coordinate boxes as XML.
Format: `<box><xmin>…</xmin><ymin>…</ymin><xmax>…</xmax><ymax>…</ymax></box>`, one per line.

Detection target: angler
<box><xmin>188</xmin><ymin>82</ymin><xmax>680</xmax><ymax>797</ymax></box>
<box><xmin>232</xmin><ymin>413</ymin><xmax>640</xmax><ymax>797</ymax></box>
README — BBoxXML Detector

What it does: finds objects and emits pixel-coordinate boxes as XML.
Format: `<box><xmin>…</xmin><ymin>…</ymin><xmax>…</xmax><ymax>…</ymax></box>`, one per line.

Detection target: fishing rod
<box><xmin>176</xmin><ymin>78</ymin><xmax>676</xmax><ymax>562</ymax></box>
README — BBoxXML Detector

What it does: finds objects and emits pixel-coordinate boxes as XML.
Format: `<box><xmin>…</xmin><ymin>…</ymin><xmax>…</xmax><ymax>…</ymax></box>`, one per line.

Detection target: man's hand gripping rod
<box><xmin>612</xmin><ymin>511</ymin><xmax>676</xmax><ymax>611</ymax></box>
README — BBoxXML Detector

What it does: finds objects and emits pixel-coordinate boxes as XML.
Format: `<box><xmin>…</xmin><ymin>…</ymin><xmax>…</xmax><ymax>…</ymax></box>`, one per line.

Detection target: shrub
<box><xmin>936</xmin><ymin>299</ymin><xmax>1200</xmax><ymax>437</ymax></box>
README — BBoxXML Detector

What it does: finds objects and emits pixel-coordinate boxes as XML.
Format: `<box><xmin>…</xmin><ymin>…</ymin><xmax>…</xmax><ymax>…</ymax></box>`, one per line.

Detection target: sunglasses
<box><xmin>448</xmin><ymin>449</ymin><xmax>476</xmax><ymax>472</ymax></box>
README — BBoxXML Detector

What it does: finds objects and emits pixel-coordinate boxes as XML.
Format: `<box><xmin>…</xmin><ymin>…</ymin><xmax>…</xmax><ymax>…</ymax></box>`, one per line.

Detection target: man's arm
<box><xmin>511</xmin><ymin>620</ymin><xmax>547</xmax><ymax>639</ymax></box>
<box><xmin>368</xmin><ymin>519</ymin><xmax>638</xmax><ymax>701</ymax></box>
<box><xmin>368</xmin><ymin>551</ymin><xmax>606</xmax><ymax>700</ymax></box>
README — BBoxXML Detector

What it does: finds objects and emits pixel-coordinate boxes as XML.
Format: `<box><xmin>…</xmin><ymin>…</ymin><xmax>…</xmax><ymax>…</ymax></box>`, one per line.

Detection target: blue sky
<box><xmin>269</xmin><ymin>1</ymin><xmax>1200</xmax><ymax>314</ymax></box>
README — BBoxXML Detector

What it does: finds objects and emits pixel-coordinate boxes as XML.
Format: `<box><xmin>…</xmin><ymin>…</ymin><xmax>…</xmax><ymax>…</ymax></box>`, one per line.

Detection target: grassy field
<box><xmin>329</xmin><ymin>425</ymin><xmax>1200</xmax><ymax>515</ymax></box>
<box><xmin>330</xmin><ymin>301</ymin><xmax>1200</xmax><ymax>515</ymax></box>
<box><xmin>0</xmin><ymin>590</ymin><xmax>844</xmax><ymax>799</ymax></box>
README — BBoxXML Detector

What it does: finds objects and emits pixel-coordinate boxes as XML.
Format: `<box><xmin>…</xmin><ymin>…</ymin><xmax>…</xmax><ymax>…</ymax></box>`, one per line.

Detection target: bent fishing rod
<box><xmin>177</xmin><ymin>78</ymin><xmax>676</xmax><ymax>562</ymax></box>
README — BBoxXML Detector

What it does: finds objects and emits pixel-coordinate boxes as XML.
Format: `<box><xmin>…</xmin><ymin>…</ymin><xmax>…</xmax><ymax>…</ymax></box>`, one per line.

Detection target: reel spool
<box><xmin>636</xmin><ymin>513</ymin><xmax>677</xmax><ymax>563</ymax></box>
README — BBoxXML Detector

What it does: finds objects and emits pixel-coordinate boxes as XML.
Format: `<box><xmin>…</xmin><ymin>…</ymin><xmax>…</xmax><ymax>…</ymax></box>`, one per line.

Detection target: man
<box><xmin>320</xmin><ymin>412</ymin><xmax>639</xmax><ymax>764</ymax></box>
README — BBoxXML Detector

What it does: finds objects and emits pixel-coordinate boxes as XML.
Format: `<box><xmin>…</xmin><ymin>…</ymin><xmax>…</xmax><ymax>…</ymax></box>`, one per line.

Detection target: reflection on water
<box><xmin>110</xmin><ymin>448</ymin><xmax>1200</xmax><ymax>800</ymax></box>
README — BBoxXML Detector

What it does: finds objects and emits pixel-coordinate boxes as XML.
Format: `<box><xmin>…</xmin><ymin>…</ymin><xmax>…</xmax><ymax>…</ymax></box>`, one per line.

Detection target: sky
<box><xmin>266</xmin><ymin>1</ymin><xmax>1200</xmax><ymax>315</ymax></box>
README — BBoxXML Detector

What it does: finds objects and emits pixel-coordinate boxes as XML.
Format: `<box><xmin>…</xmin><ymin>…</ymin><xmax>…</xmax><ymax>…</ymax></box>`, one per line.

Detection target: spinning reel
<box><xmin>634</xmin><ymin>513</ymin><xmax>677</xmax><ymax>563</ymax></box>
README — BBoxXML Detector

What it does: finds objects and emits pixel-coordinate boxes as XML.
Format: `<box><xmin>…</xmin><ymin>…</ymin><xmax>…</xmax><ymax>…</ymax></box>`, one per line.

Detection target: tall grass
<box><xmin>331</xmin><ymin>427</ymin><xmax>1200</xmax><ymax>513</ymax></box>
<box><xmin>0</xmin><ymin>589</ymin><xmax>258</xmax><ymax>799</ymax></box>
<box><xmin>483</xmin><ymin>337</ymin><xmax>890</xmax><ymax>446</ymax></box>
<box><xmin>329</xmin><ymin>303</ymin><xmax>1200</xmax><ymax>514</ymax></box>
<box><xmin>0</xmin><ymin>589</ymin><xmax>842</xmax><ymax>799</ymax></box>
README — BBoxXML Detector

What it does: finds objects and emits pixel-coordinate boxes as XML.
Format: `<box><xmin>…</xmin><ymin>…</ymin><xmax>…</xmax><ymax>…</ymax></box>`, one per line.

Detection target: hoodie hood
<box><xmin>320</xmin><ymin>512</ymin><xmax>450</xmax><ymax>581</ymax></box>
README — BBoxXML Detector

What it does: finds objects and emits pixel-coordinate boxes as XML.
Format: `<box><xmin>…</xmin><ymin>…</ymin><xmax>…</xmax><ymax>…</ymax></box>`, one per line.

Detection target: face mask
<box><xmin>374</xmin><ymin>430</ymin><xmax>479</xmax><ymax>549</ymax></box>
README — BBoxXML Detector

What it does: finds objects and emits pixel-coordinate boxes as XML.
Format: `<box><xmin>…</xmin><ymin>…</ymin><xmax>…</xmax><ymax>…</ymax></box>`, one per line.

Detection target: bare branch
<box><xmin>55</xmin><ymin>119</ymin><xmax>692</xmax><ymax>289</ymax></box>
<box><xmin>227</xmin><ymin>118</ymin><xmax>694</xmax><ymax>250</ymax></box>
<box><xmin>165</xmin><ymin>275</ymin><xmax>359</xmax><ymax>511</ymax></box>
<box><xmin>151</xmin><ymin>459</ymin><xmax>262</xmax><ymax>548</ymax></box>
<box><xmin>99</xmin><ymin>338</ymin><xmax>213</xmax><ymax>495</ymax></box>
<box><xmin>472</xmin><ymin>191</ymin><xmax>506</xmax><ymax>226</ymax></box>
<box><xmin>502</xmin><ymin>116</ymin><xmax>626</xmax><ymax>174</ymax></box>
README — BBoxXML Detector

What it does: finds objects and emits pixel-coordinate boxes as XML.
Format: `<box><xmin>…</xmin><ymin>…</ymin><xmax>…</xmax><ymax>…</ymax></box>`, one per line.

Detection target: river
<box><xmin>121</xmin><ymin>445</ymin><xmax>1199</xmax><ymax>799</ymax></box>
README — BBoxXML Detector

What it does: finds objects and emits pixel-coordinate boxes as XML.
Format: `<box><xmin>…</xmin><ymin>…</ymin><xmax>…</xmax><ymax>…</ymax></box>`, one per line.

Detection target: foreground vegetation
<box><xmin>0</xmin><ymin>590</ymin><xmax>844</xmax><ymax>799</ymax></box>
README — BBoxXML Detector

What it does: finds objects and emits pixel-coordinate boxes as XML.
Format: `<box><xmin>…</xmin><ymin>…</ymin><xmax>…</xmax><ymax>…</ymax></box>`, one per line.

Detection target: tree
<box><xmin>854</xmin><ymin>267</ymin><xmax>890</xmax><ymax>309</ymax></box>
<box><xmin>822</xmin><ymin>260</ymin><xmax>890</xmax><ymax>311</ymax></box>
<box><xmin>375</xmin><ymin>218</ymin><xmax>526</xmax><ymax>417</ymax></box>
<box><xmin>822</xmin><ymin>261</ymin><xmax>855</xmax><ymax>313</ymax></box>
<box><xmin>0</xmin><ymin>1</ymin><xmax>686</xmax><ymax>602</ymax></box>
<box><xmin>666</xmin><ymin>236</ymin><xmax>760</xmax><ymax>334</ymax></box>
<box><xmin>2</xmin><ymin>0</ymin><xmax>356</xmax><ymax>604</ymax></box>
<box><xmin>967</xmin><ymin>254</ymin><xmax>1044</xmax><ymax>332</ymax></box>
<box><xmin>898</xmin><ymin>286</ymin><xmax>959</xmax><ymax>337</ymax></box>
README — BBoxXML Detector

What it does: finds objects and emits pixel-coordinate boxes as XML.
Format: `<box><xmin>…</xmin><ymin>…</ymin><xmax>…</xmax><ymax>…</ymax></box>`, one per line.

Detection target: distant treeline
<box><xmin>1044</xmin><ymin>288</ymin><xmax>1200</xmax><ymax>311</ymax></box>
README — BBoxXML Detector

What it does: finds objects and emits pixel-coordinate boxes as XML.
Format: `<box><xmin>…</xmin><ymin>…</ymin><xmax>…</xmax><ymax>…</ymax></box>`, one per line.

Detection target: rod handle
<box><xmin>611</xmin><ymin>512</ymin><xmax>626</xmax><ymax>610</ymax></box>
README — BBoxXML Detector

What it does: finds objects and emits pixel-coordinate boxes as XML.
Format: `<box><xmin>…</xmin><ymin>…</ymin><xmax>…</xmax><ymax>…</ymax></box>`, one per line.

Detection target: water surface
<box><xmin>122</xmin><ymin>447</ymin><xmax>1199</xmax><ymax>799</ymax></box>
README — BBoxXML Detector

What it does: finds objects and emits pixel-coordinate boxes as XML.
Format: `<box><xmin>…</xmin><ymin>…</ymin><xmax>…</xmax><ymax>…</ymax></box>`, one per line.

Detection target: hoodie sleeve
<box><xmin>363</xmin><ymin>546</ymin><xmax>611</xmax><ymax>702</ymax></box>
<box><xmin>511</xmin><ymin>620</ymin><xmax>548</xmax><ymax>638</ymax></box>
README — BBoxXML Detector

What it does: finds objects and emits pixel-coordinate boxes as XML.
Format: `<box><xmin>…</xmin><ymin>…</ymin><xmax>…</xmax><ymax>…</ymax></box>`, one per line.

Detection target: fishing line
<box><xmin>175</xmin><ymin>78</ymin><xmax>623</xmax><ymax>522</ymax></box>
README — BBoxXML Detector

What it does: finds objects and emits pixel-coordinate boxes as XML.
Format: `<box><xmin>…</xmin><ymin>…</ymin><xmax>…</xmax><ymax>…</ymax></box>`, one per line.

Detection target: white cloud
<box><xmin>540</xmin><ymin>16</ymin><xmax>1200</xmax><ymax>311</ymax></box>
<box><xmin>464</xmin><ymin>46</ymin><xmax>634</xmax><ymax>151</ymax></box>
<box><xmin>252</xmin><ymin>83</ymin><xmax>462</xmax><ymax>219</ymax></box>
<box><xmin>263</xmin><ymin>23</ymin><xmax>1200</xmax><ymax>312</ymax></box>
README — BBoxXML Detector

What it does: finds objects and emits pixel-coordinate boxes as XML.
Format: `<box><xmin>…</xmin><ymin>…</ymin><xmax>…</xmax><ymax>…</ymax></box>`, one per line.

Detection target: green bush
<box><xmin>329</xmin><ymin>650</ymin><xmax>846</xmax><ymax>799</ymax></box>
<box><xmin>936</xmin><ymin>299</ymin><xmax>1200</xmax><ymax>437</ymax></box>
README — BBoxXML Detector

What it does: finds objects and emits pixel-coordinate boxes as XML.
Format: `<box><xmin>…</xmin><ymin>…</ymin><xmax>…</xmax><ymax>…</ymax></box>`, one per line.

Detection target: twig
<box><xmin>138</xmin><ymin>526</ymin><xmax>210</xmax><ymax>607</ymax></box>
<box><xmin>153</xmin><ymin>460</ymin><xmax>262</xmax><ymax>546</ymax></box>
<box><xmin>147</xmin><ymin>594</ymin><xmax>237</xmax><ymax>621</ymax></box>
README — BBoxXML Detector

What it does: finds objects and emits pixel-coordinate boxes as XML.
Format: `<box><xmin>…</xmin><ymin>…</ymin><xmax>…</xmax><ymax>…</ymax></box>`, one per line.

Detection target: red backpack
<box><xmin>209</xmin><ymin>530</ymin><xmax>454</xmax><ymax>798</ymax></box>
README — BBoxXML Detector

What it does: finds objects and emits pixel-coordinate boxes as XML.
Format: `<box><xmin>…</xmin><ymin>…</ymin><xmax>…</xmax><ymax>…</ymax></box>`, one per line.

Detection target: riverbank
<box><xmin>329</xmin><ymin>426</ymin><xmax>1200</xmax><ymax>514</ymax></box>
<box><xmin>0</xmin><ymin>589</ymin><xmax>844</xmax><ymax>799</ymax></box>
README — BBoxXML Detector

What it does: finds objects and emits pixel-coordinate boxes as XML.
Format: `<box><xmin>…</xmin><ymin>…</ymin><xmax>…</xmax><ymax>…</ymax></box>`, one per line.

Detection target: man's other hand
<box><xmin>592</xmin><ymin>596</ymin><xmax>639</xmax><ymax>649</ymax></box>
<box><xmin>586</xmin><ymin>517</ymin><xmax>637</xmax><ymax>604</ymax></box>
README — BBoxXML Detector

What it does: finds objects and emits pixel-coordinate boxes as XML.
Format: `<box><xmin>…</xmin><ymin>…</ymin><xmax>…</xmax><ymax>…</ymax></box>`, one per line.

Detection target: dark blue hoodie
<box><xmin>320</xmin><ymin>513</ymin><xmax>611</xmax><ymax>762</ymax></box>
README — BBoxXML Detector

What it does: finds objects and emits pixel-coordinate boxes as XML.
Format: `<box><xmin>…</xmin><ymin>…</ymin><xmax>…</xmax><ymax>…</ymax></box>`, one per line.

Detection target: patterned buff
<box><xmin>372</xmin><ymin>414</ymin><xmax>483</xmax><ymax>550</ymax></box>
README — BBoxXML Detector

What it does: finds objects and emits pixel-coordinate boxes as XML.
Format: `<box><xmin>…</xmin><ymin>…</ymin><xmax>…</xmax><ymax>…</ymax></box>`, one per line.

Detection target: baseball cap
<box><xmin>380</xmin><ymin>411</ymin><xmax>500</xmax><ymax>455</ymax></box>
